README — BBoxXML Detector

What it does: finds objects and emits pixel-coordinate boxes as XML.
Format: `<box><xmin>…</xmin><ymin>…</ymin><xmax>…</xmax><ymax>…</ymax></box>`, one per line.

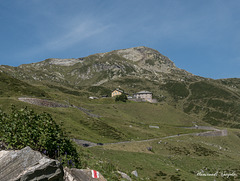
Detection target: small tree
<box><xmin>115</xmin><ymin>93</ymin><xmax>128</xmax><ymax>102</ymax></box>
<box><xmin>0</xmin><ymin>106</ymin><xmax>80</xmax><ymax>167</ymax></box>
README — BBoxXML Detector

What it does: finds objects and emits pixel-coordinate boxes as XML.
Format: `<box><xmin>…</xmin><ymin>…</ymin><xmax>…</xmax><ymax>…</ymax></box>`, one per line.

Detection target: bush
<box><xmin>145</xmin><ymin>59</ymin><xmax>155</xmax><ymax>66</ymax></box>
<box><xmin>0</xmin><ymin>106</ymin><xmax>80</xmax><ymax>167</ymax></box>
<box><xmin>115</xmin><ymin>93</ymin><xmax>128</xmax><ymax>102</ymax></box>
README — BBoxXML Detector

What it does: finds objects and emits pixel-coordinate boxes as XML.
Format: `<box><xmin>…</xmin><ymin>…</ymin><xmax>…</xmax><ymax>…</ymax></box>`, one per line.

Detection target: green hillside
<box><xmin>88</xmin><ymin>129</ymin><xmax>240</xmax><ymax>180</ymax></box>
<box><xmin>183</xmin><ymin>81</ymin><xmax>240</xmax><ymax>128</ymax></box>
<box><xmin>0</xmin><ymin>93</ymin><xmax>205</xmax><ymax>144</ymax></box>
<box><xmin>0</xmin><ymin>72</ymin><xmax>48</xmax><ymax>98</ymax></box>
<box><xmin>0</xmin><ymin>46</ymin><xmax>240</xmax><ymax>180</ymax></box>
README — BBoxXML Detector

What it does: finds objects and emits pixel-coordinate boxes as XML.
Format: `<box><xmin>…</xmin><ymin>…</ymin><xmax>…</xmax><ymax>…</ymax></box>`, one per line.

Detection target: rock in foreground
<box><xmin>64</xmin><ymin>167</ymin><xmax>107</xmax><ymax>181</ymax></box>
<box><xmin>0</xmin><ymin>146</ymin><xmax>63</xmax><ymax>181</ymax></box>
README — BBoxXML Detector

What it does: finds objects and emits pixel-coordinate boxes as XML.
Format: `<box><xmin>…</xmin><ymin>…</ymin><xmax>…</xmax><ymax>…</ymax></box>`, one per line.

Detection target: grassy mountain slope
<box><xmin>0</xmin><ymin>94</ymin><xmax>204</xmax><ymax>143</ymax></box>
<box><xmin>183</xmin><ymin>80</ymin><xmax>240</xmax><ymax>129</ymax></box>
<box><xmin>0</xmin><ymin>72</ymin><xmax>48</xmax><ymax>98</ymax></box>
<box><xmin>88</xmin><ymin>129</ymin><xmax>240</xmax><ymax>180</ymax></box>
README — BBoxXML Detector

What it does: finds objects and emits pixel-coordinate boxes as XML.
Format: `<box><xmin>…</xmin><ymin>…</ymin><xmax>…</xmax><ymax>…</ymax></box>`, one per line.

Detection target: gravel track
<box><xmin>73</xmin><ymin>127</ymin><xmax>228</xmax><ymax>147</ymax></box>
<box><xmin>18</xmin><ymin>97</ymin><xmax>101</xmax><ymax>118</ymax></box>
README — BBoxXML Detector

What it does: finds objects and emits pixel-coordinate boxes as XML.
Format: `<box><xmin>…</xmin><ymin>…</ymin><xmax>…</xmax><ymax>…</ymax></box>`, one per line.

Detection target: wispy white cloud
<box><xmin>10</xmin><ymin>0</ymin><xmax>112</xmax><ymax>58</ymax></box>
<box><xmin>17</xmin><ymin>13</ymin><xmax>112</xmax><ymax>60</ymax></box>
<box><xmin>44</xmin><ymin>20</ymin><xmax>111</xmax><ymax>50</ymax></box>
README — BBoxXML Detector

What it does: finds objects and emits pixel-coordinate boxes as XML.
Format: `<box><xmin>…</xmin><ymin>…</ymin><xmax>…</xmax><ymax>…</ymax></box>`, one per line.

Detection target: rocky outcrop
<box><xmin>64</xmin><ymin>168</ymin><xmax>107</xmax><ymax>181</ymax></box>
<box><xmin>114</xmin><ymin>46</ymin><xmax>169</xmax><ymax>63</ymax></box>
<box><xmin>0</xmin><ymin>146</ymin><xmax>63</xmax><ymax>181</ymax></box>
<box><xmin>46</xmin><ymin>58</ymin><xmax>83</xmax><ymax>66</ymax></box>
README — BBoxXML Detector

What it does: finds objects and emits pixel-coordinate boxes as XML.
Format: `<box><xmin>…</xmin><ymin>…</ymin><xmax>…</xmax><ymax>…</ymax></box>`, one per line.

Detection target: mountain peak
<box><xmin>112</xmin><ymin>46</ymin><xmax>163</xmax><ymax>62</ymax></box>
<box><xmin>0</xmin><ymin>46</ymin><xmax>196</xmax><ymax>87</ymax></box>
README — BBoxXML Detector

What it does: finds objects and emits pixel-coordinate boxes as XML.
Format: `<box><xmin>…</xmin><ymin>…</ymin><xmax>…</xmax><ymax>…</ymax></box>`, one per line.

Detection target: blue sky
<box><xmin>1</xmin><ymin>0</ymin><xmax>240</xmax><ymax>79</ymax></box>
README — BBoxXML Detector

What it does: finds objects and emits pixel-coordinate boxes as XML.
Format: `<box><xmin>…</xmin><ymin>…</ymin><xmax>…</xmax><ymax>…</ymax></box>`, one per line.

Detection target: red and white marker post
<box><xmin>91</xmin><ymin>170</ymin><xmax>100</xmax><ymax>178</ymax></box>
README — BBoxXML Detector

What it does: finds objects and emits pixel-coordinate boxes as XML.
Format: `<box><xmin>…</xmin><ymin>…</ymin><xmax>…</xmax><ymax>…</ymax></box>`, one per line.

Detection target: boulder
<box><xmin>117</xmin><ymin>171</ymin><xmax>132</xmax><ymax>181</ymax></box>
<box><xmin>0</xmin><ymin>146</ymin><xmax>63</xmax><ymax>181</ymax></box>
<box><xmin>131</xmin><ymin>170</ymin><xmax>138</xmax><ymax>177</ymax></box>
<box><xmin>64</xmin><ymin>168</ymin><xmax>107</xmax><ymax>181</ymax></box>
<box><xmin>147</xmin><ymin>146</ymin><xmax>153</xmax><ymax>151</ymax></box>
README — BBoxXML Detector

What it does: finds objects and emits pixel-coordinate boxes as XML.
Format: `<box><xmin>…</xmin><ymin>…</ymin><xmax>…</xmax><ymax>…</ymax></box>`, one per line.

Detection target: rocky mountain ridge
<box><xmin>0</xmin><ymin>46</ymin><xmax>198</xmax><ymax>87</ymax></box>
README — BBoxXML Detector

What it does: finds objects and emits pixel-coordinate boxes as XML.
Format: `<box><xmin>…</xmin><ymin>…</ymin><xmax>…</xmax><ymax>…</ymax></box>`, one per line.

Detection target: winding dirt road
<box><xmin>73</xmin><ymin>126</ymin><xmax>228</xmax><ymax>147</ymax></box>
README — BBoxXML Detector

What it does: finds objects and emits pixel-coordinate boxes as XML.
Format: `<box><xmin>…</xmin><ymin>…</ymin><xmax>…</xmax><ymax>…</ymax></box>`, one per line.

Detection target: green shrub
<box><xmin>0</xmin><ymin>106</ymin><xmax>80</xmax><ymax>167</ymax></box>
<box><xmin>145</xmin><ymin>59</ymin><xmax>155</xmax><ymax>66</ymax></box>
<box><xmin>205</xmin><ymin>111</ymin><xmax>228</xmax><ymax>120</ymax></box>
<box><xmin>163</xmin><ymin>81</ymin><xmax>189</xmax><ymax>99</ymax></box>
<box><xmin>207</xmin><ymin>99</ymin><xmax>239</xmax><ymax>113</ymax></box>
<box><xmin>115</xmin><ymin>93</ymin><xmax>128</xmax><ymax>102</ymax></box>
<box><xmin>189</xmin><ymin>81</ymin><xmax>233</xmax><ymax>100</ymax></box>
<box><xmin>156</xmin><ymin>171</ymin><xmax>167</xmax><ymax>176</ymax></box>
<box><xmin>183</xmin><ymin>103</ymin><xmax>195</xmax><ymax>113</ymax></box>
<box><xmin>192</xmin><ymin>144</ymin><xmax>218</xmax><ymax>156</ymax></box>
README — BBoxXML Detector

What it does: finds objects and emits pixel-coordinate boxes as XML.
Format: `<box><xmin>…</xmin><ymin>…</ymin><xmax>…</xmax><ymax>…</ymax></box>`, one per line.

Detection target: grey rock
<box><xmin>149</xmin><ymin>125</ymin><xmax>159</xmax><ymax>129</ymax></box>
<box><xmin>47</xmin><ymin>58</ymin><xmax>82</xmax><ymax>66</ymax></box>
<box><xmin>117</xmin><ymin>171</ymin><xmax>132</xmax><ymax>181</ymax></box>
<box><xmin>64</xmin><ymin>167</ymin><xmax>107</xmax><ymax>181</ymax></box>
<box><xmin>131</xmin><ymin>170</ymin><xmax>138</xmax><ymax>177</ymax></box>
<box><xmin>147</xmin><ymin>146</ymin><xmax>153</xmax><ymax>151</ymax></box>
<box><xmin>0</xmin><ymin>146</ymin><xmax>63</xmax><ymax>181</ymax></box>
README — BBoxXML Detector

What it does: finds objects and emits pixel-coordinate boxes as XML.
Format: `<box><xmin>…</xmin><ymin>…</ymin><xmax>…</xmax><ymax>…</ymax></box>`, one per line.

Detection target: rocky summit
<box><xmin>0</xmin><ymin>46</ymin><xmax>196</xmax><ymax>87</ymax></box>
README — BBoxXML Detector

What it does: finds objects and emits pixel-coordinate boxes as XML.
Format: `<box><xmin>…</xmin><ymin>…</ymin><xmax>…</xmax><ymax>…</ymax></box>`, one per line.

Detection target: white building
<box><xmin>134</xmin><ymin>91</ymin><xmax>153</xmax><ymax>102</ymax></box>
